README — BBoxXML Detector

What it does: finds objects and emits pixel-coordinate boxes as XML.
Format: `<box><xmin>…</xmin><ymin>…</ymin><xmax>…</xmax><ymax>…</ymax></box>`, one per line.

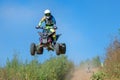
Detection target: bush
<box><xmin>79</xmin><ymin>56</ymin><xmax>101</xmax><ymax>68</ymax></box>
<box><xmin>104</xmin><ymin>38</ymin><xmax>120</xmax><ymax>80</ymax></box>
<box><xmin>0</xmin><ymin>55</ymin><xmax>73</xmax><ymax>80</ymax></box>
<box><xmin>90</xmin><ymin>71</ymin><xmax>105</xmax><ymax>80</ymax></box>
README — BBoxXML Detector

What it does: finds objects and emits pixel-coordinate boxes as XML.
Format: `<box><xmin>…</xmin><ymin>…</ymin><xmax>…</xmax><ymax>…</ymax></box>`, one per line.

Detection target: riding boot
<box><xmin>53</xmin><ymin>34</ymin><xmax>56</xmax><ymax>45</ymax></box>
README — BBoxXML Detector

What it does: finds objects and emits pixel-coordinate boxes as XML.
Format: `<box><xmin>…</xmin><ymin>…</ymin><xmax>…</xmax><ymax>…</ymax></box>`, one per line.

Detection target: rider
<box><xmin>36</xmin><ymin>9</ymin><xmax>57</xmax><ymax>45</ymax></box>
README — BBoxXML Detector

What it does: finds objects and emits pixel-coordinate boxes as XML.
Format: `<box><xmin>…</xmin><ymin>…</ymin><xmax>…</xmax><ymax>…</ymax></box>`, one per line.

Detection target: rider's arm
<box><xmin>38</xmin><ymin>16</ymin><xmax>46</xmax><ymax>27</ymax></box>
<box><xmin>52</xmin><ymin>16</ymin><xmax>56</xmax><ymax>25</ymax></box>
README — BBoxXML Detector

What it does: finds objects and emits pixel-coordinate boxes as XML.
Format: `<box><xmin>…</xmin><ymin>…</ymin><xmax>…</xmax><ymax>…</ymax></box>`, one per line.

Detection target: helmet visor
<box><xmin>45</xmin><ymin>13</ymin><xmax>51</xmax><ymax>16</ymax></box>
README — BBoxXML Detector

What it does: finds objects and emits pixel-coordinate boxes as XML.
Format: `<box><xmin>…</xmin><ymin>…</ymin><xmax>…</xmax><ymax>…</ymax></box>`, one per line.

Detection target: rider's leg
<box><xmin>52</xmin><ymin>33</ymin><xmax>56</xmax><ymax>45</ymax></box>
<box><xmin>46</xmin><ymin>26</ymin><xmax>55</xmax><ymax>49</ymax></box>
<box><xmin>50</xmin><ymin>28</ymin><xmax>56</xmax><ymax>45</ymax></box>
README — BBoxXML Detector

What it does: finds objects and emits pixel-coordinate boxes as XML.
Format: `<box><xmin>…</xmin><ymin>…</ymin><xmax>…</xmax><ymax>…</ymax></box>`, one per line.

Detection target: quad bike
<box><xmin>30</xmin><ymin>26</ymin><xmax>66</xmax><ymax>56</ymax></box>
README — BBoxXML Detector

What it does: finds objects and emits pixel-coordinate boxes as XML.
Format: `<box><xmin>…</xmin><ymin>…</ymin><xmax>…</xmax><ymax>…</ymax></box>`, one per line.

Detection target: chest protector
<box><xmin>45</xmin><ymin>16</ymin><xmax>54</xmax><ymax>26</ymax></box>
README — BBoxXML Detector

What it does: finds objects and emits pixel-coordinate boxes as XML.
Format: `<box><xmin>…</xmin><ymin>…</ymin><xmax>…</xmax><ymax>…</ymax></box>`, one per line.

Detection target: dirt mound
<box><xmin>70</xmin><ymin>67</ymin><xmax>98</xmax><ymax>80</ymax></box>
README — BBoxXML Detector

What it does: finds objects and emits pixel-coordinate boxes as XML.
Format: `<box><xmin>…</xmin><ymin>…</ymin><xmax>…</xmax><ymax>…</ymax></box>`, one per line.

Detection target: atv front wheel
<box><xmin>55</xmin><ymin>43</ymin><xmax>61</xmax><ymax>55</ymax></box>
<box><xmin>30</xmin><ymin>43</ymin><xmax>36</xmax><ymax>56</ymax></box>
<box><xmin>60</xmin><ymin>43</ymin><xmax>66</xmax><ymax>54</ymax></box>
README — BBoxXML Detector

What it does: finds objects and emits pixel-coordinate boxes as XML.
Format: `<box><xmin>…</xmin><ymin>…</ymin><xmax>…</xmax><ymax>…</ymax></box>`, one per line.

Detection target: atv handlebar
<box><xmin>35</xmin><ymin>26</ymin><xmax>43</xmax><ymax>29</ymax></box>
<box><xmin>35</xmin><ymin>26</ymin><xmax>57</xmax><ymax>30</ymax></box>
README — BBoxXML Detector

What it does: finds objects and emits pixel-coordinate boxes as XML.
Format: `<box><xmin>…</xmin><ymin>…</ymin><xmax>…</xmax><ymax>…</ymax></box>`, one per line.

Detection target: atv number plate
<box><xmin>42</xmin><ymin>39</ymin><xmax>47</xmax><ymax>43</ymax></box>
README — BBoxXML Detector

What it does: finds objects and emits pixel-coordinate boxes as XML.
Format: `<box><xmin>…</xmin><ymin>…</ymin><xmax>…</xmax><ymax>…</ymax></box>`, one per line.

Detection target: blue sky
<box><xmin>0</xmin><ymin>0</ymin><xmax>120</xmax><ymax>66</ymax></box>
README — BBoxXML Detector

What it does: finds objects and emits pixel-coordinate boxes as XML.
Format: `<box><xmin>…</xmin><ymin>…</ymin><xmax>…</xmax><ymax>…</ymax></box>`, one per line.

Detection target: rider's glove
<box><xmin>54</xmin><ymin>25</ymin><xmax>57</xmax><ymax>29</ymax></box>
<box><xmin>35</xmin><ymin>26</ymin><xmax>40</xmax><ymax>29</ymax></box>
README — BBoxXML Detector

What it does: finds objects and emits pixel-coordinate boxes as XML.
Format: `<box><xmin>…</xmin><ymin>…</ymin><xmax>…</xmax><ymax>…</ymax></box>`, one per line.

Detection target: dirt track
<box><xmin>70</xmin><ymin>67</ymin><xmax>98</xmax><ymax>80</ymax></box>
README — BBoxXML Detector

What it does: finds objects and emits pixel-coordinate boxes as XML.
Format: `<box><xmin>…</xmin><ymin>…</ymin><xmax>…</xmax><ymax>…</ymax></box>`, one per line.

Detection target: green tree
<box><xmin>92</xmin><ymin>56</ymin><xmax>101</xmax><ymax>68</ymax></box>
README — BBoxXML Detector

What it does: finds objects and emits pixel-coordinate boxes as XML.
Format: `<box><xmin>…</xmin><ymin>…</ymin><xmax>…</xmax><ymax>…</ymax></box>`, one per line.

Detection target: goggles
<box><xmin>45</xmin><ymin>13</ymin><xmax>51</xmax><ymax>16</ymax></box>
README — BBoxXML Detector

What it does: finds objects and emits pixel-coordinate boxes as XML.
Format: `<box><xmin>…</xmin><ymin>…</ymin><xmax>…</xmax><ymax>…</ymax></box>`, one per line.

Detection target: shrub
<box><xmin>104</xmin><ymin>38</ymin><xmax>120</xmax><ymax>80</ymax></box>
<box><xmin>0</xmin><ymin>55</ymin><xmax>73</xmax><ymax>80</ymax></box>
<box><xmin>90</xmin><ymin>71</ymin><xmax>105</xmax><ymax>80</ymax></box>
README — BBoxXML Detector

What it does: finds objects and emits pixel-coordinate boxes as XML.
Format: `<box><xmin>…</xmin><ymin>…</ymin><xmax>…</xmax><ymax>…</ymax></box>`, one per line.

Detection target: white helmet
<box><xmin>44</xmin><ymin>9</ymin><xmax>51</xmax><ymax>14</ymax></box>
<box><xmin>44</xmin><ymin>9</ymin><xmax>51</xmax><ymax>19</ymax></box>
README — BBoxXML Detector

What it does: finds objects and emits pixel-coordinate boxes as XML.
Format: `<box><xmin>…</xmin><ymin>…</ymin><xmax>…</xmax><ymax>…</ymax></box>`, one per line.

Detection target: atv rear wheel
<box><xmin>55</xmin><ymin>43</ymin><xmax>61</xmax><ymax>55</ymax></box>
<box><xmin>30</xmin><ymin>43</ymin><xmax>36</xmax><ymax>56</ymax></box>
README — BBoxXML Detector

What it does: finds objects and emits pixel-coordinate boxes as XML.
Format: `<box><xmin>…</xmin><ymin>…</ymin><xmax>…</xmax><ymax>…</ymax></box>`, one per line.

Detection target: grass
<box><xmin>0</xmin><ymin>55</ymin><xmax>74</xmax><ymax>80</ymax></box>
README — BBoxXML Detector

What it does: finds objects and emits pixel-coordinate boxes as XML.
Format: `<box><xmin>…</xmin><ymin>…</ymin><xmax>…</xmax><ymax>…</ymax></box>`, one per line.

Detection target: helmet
<box><xmin>44</xmin><ymin>9</ymin><xmax>51</xmax><ymax>14</ymax></box>
<box><xmin>44</xmin><ymin>9</ymin><xmax>51</xmax><ymax>18</ymax></box>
